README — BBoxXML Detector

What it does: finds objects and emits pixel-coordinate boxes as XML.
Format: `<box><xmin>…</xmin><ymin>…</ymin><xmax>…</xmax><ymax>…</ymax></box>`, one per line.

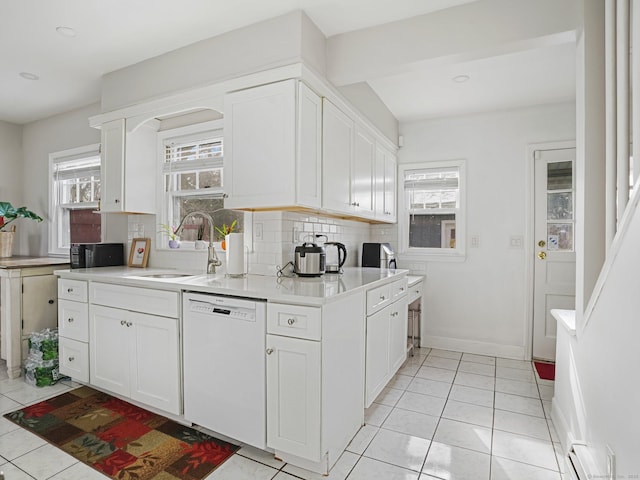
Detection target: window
<box><xmin>159</xmin><ymin>120</ymin><xmax>246</xmax><ymax>248</ymax></box>
<box><xmin>399</xmin><ymin>160</ymin><xmax>466</xmax><ymax>257</ymax></box>
<box><xmin>49</xmin><ymin>144</ymin><xmax>102</xmax><ymax>256</ymax></box>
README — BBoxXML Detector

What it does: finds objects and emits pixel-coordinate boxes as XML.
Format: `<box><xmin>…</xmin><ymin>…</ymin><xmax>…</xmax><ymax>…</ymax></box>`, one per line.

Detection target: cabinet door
<box><xmin>266</xmin><ymin>334</ymin><xmax>321</xmax><ymax>461</ymax></box>
<box><xmin>22</xmin><ymin>275</ymin><xmax>57</xmax><ymax>337</ymax></box>
<box><xmin>224</xmin><ymin>80</ymin><xmax>297</xmax><ymax>209</ymax></box>
<box><xmin>375</xmin><ymin>145</ymin><xmax>397</xmax><ymax>222</ymax></box>
<box><xmin>322</xmin><ymin>99</ymin><xmax>354</xmax><ymax>213</ymax></box>
<box><xmin>129</xmin><ymin>311</ymin><xmax>180</xmax><ymax>415</ymax></box>
<box><xmin>383</xmin><ymin>149</ymin><xmax>397</xmax><ymax>222</ymax></box>
<box><xmin>388</xmin><ymin>302</ymin><xmax>408</xmax><ymax>376</ymax></box>
<box><xmin>353</xmin><ymin>126</ymin><xmax>375</xmax><ymax>216</ymax></box>
<box><xmin>89</xmin><ymin>305</ymin><xmax>130</xmax><ymax>397</ymax></box>
<box><xmin>100</xmin><ymin>119</ymin><xmax>126</xmax><ymax>212</ymax></box>
<box><xmin>296</xmin><ymin>82</ymin><xmax>322</xmax><ymax>209</ymax></box>
<box><xmin>365</xmin><ymin>308</ymin><xmax>391</xmax><ymax>407</ymax></box>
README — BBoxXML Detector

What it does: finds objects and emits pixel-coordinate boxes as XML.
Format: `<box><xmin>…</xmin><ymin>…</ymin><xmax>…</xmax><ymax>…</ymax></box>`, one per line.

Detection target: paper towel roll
<box><xmin>226</xmin><ymin>233</ymin><xmax>245</xmax><ymax>276</ymax></box>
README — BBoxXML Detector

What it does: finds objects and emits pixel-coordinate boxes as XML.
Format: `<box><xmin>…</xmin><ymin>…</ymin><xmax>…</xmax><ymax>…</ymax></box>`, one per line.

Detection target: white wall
<box><xmin>380</xmin><ymin>103</ymin><xmax>576</xmax><ymax>358</ymax></box>
<box><xmin>20</xmin><ymin>103</ymin><xmax>102</xmax><ymax>255</ymax></box>
<box><xmin>101</xmin><ymin>11</ymin><xmax>326</xmax><ymax>112</ymax></box>
<box><xmin>0</xmin><ymin>121</ymin><xmax>23</xmax><ymax>204</ymax></box>
<box><xmin>553</xmin><ymin>192</ymin><xmax>640</xmax><ymax>477</ymax></box>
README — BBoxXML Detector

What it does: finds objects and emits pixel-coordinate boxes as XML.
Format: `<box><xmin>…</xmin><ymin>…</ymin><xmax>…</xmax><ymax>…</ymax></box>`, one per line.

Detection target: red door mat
<box><xmin>534</xmin><ymin>361</ymin><xmax>555</xmax><ymax>381</ymax></box>
<box><xmin>4</xmin><ymin>386</ymin><xmax>239</xmax><ymax>480</ymax></box>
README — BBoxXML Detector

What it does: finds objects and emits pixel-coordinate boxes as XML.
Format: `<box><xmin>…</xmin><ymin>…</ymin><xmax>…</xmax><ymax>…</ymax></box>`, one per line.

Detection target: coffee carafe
<box><xmin>324</xmin><ymin>242</ymin><xmax>347</xmax><ymax>273</ymax></box>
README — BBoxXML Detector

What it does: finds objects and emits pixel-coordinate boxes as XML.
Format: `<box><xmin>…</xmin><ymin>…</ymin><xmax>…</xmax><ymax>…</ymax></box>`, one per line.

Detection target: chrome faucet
<box><xmin>175</xmin><ymin>210</ymin><xmax>223</xmax><ymax>274</ymax></box>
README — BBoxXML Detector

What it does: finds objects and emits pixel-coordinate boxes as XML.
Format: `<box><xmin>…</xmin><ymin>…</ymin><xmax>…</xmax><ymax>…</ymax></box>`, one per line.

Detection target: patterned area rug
<box><xmin>4</xmin><ymin>386</ymin><xmax>239</xmax><ymax>480</ymax></box>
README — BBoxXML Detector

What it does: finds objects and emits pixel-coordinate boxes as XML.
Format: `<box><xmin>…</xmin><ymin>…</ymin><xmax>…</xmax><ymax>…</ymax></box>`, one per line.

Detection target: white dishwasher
<box><xmin>183</xmin><ymin>292</ymin><xmax>267</xmax><ymax>449</ymax></box>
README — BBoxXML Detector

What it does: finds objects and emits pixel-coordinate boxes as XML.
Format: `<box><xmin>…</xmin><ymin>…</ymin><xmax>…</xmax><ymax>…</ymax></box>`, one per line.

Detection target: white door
<box><xmin>365</xmin><ymin>308</ymin><xmax>390</xmax><ymax>407</ymax></box>
<box><xmin>353</xmin><ymin>125</ymin><xmax>375</xmax><ymax>216</ymax></box>
<box><xmin>533</xmin><ymin>148</ymin><xmax>576</xmax><ymax>360</ymax></box>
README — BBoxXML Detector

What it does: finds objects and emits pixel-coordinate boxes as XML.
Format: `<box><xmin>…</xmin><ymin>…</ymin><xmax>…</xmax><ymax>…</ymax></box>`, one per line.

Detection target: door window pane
<box><xmin>547</xmin><ymin>223</ymin><xmax>573</xmax><ymax>251</ymax></box>
<box><xmin>547</xmin><ymin>192</ymin><xmax>573</xmax><ymax>220</ymax></box>
<box><xmin>547</xmin><ymin>161</ymin><xmax>572</xmax><ymax>190</ymax></box>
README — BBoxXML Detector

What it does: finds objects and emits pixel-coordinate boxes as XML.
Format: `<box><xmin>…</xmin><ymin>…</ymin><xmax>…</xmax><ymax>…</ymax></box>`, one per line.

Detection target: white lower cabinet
<box><xmin>90</xmin><ymin>304</ymin><xmax>180</xmax><ymax>414</ymax></box>
<box><xmin>265</xmin><ymin>296</ymin><xmax>364</xmax><ymax>474</ymax></box>
<box><xmin>365</xmin><ymin>278</ymin><xmax>408</xmax><ymax>407</ymax></box>
<box><xmin>266</xmin><ymin>334</ymin><xmax>321</xmax><ymax>460</ymax></box>
<box><xmin>59</xmin><ymin>337</ymin><xmax>89</xmax><ymax>383</ymax></box>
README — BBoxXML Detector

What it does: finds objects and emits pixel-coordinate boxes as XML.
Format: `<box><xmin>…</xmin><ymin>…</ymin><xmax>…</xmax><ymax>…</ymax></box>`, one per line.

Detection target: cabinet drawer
<box><xmin>59</xmin><ymin>337</ymin><xmax>89</xmax><ymax>383</ymax></box>
<box><xmin>58</xmin><ymin>278</ymin><xmax>88</xmax><ymax>302</ymax></box>
<box><xmin>391</xmin><ymin>278</ymin><xmax>408</xmax><ymax>300</ymax></box>
<box><xmin>90</xmin><ymin>283</ymin><xmax>179</xmax><ymax>318</ymax></box>
<box><xmin>58</xmin><ymin>299</ymin><xmax>89</xmax><ymax>342</ymax></box>
<box><xmin>366</xmin><ymin>284</ymin><xmax>391</xmax><ymax>315</ymax></box>
<box><xmin>407</xmin><ymin>281</ymin><xmax>423</xmax><ymax>304</ymax></box>
<box><xmin>267</xmin><ymin>304</ymin><xmax>321</xmax><ymax>341</ymax></box>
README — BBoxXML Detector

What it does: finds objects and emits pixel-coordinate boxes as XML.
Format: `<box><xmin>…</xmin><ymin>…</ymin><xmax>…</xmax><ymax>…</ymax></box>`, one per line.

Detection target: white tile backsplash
<box><xmin>130</xmin><ymin>210</ymin><xmax>398</xmax><ymax>276</ymax></box>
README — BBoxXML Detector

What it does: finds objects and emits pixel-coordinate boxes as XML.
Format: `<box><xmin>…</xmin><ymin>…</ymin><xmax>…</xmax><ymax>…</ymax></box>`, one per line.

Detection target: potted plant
<box><xmin>215</xmin><ymin>220</ymin><xmax>237</xmax><ymax>250</ymax></box>
<box><xmin>0</xmin><ymin>202</ymin><xmax>43</xmax><ymax>258</ymax></box>
<box><xmin>158</xmin><ymin>223</ymin><xmax>180</xmax><ymax>249</ymax></box>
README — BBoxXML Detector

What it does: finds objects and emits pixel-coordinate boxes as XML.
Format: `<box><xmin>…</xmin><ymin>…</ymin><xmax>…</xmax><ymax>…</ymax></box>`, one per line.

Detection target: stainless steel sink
<box><xmin>139</xmin><ymin>273</ymin><xmax>194</xmax><ymax>279</ymax></box>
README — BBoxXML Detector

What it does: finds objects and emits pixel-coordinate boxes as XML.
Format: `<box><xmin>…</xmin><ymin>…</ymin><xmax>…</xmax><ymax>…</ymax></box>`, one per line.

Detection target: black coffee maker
<box><xmin>361</xmin><ymin>242</ymin><xmax>397</xmax><ymax>269</ymax></box>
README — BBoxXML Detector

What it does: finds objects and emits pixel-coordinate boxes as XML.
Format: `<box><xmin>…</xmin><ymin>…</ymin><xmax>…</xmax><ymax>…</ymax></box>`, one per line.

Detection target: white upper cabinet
<box><xmin>374</xmin><ymin>144</ymin><xmax>397</xmax><ymax>222</ymax></box>
<box><xmin>353</xmin><ymin>125</ymin><xmax>375</xmax><ymax>216</ymax></box>
<box><xmin>323</xmin><ymin>98</ymin><xmax>395</xmax><ymax>222</ymax></box>
<box><xmin>100</xmin><ymin>118</ymin><xmax>158</xmax><ymax>213</ymax></box>
<box><xmin>224</xmin><ymin>79</ymin><xmax>322</xmax><ymax>210</ymax></box>
<box><xmin>322</xmin><ymin>99</ymin><xmax>354</xmax><ymax>214</ymax></box>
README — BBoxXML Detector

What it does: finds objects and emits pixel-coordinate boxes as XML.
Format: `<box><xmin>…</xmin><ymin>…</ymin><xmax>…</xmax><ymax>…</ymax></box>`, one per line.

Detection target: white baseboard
<box><xmin>551</xmin><ymin>398</ymin><xmax>571</xmax><ymax>454</ymax></box>
<box><xmin>423</xmin><ymin>335</ymin><xmax>526</xmax><ymax>360</ymax></box>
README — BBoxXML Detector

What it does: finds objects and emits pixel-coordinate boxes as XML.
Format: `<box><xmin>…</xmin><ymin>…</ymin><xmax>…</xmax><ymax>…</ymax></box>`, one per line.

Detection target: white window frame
<box><xmin>156</xmin><ymin>120</ymin><xmax>251</xmax><ymax>251</ymax></box>
<box><xmin>398</xmin><ymin>159</ymin><xmax>467</xmax><ymax>260</ymax></box>
<box><xmin>48</xmin><ymin>144</ymin><xmax>103</xmax><ymax>256</ymax></box>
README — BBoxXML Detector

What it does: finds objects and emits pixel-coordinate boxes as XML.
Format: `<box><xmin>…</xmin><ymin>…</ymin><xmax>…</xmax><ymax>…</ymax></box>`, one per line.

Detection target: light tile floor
<box><xmin>0</xmin><ymin>350</ymin><xmax>564</xmax><ymax>479</ymax></box>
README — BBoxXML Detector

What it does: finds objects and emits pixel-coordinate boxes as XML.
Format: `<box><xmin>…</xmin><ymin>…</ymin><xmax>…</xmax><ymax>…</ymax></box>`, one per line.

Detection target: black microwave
<box><xmin>70</xmin><ymin>243</ymin><xmax>125</xmax><ymax>269</ymax></box>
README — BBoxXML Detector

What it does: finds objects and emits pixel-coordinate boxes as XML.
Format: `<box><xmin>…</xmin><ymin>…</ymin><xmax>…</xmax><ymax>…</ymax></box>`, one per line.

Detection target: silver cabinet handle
<box><xmin>126</xmin><ymin>321</ymin><xmax>132</xmax><ymax>327</ymax></box>
<box><xmin>114</xmin><ymin>199</ymin><xmax>120</xmax><ymax>204</ymax></box>
<box><xmin>67</xmin><ymin>317</ymin><xmax>74</xmax><ymax>323</ymax></box>
<box><xmin>68</xmin><ymin>356</ymin><xmax>75</xmax><ymax>362</ymax></box>
<box><xmin>67</xmin><ymin>288</ymin><xmax>74</xmax><ymax>293</ymax></box>
<box><xmin>266</xmin><ymin>348</ymin><xmax>274</xmax><ymax>355</ymax></box>
<box><xmin>287</xmin><ymin>318</ymin><xmax>296</xmax><ymax>326</ymax></box>
<box><xmin>120</xmin><ymin>320</ymin><xmax>126</xmax><ymax>326</ymax></box>
<box><xmin>380</xmin><ymin>295</ymin><xmax>386</xmax><ymax>301</ymax></box>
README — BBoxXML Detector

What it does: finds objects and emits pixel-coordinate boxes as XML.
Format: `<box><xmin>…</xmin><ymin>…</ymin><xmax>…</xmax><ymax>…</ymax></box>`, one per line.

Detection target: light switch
<box><xmin>255</xmin><ymin>223</ymin><xmax>263</xmax><ymax>240</ymax></box>
<box><xmin>471</xmin><ymin>235</ymin><xmax>480</xmax><ymax>248</ymax></box>
<box><xmin>510</xmin><ymin>235</ymin><xmax>524</xmax><ymax>248</ymax></box>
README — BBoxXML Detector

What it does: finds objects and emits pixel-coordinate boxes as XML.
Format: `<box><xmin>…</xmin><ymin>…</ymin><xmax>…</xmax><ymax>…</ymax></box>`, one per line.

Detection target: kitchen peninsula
<box><xmin>55</xmin><ymin>266</ymin><xmax>409</xmax><ymax>474</ymax></box>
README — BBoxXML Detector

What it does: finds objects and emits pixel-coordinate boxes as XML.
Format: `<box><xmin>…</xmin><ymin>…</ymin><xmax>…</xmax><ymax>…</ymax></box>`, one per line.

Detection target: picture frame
<box><xmin>128</xmin><ymin>238</ymin><xmax>150</xmax><ymax>268</ymax></box>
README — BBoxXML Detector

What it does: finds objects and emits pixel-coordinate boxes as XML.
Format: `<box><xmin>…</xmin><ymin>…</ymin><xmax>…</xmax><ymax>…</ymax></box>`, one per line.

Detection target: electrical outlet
<box><xmin>606</xmin><ymin>445</ymin><xmax>615</xmax><ymax>480</ymax></box>
<box><xmin>471</xmin><ymin>235</ymin><xmax>480</xmax><ymax>248</ymax></box>
<box><xmin>510</xmin><ymin>235</ymin><xmax>524</xmax><ymax>248</ymax></box>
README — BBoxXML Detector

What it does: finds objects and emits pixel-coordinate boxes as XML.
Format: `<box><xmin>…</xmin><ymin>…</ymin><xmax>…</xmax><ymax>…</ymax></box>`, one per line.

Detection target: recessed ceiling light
<box><xmin>19</xmin><ymin>72</ymin><xmax>39</xmax><ymax>81</ymax></box>
<box><xmin>56</xmin><ymin>26</ymin><xmax>77</xmax><ymax>37</ymax></box>
<box><xmin>452</xmin><ymin>75</ymin><xmax>471</xmax><ymax>83</ymax></box>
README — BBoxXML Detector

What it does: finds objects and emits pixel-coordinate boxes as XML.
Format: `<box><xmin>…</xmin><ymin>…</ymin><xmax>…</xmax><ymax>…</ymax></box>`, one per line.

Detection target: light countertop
<box><xmin>0</xmin><ymin>256</ymin><xmax>69</xmax><ymax>269</ymax></box>
<box><xmin>55</xmin><ymin>266</ymin><xmax>409</xmax><ymax>306</ymax></box>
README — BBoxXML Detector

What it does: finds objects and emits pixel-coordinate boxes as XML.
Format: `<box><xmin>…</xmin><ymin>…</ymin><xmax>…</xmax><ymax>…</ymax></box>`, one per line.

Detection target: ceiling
<box><xmin>0</xmin><ymin>0</ymin><xmax>574</xmax><ymax>125</ymax></box>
